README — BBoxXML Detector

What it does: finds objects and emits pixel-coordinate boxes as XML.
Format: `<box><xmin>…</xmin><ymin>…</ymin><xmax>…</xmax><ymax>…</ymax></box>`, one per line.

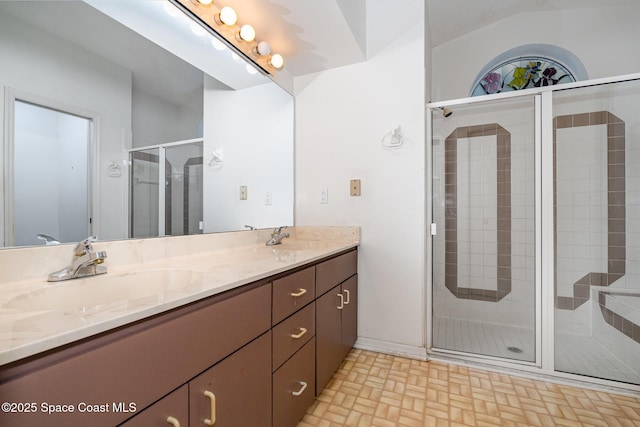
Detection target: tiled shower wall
<box><xmin>553</xmin><ymin>81</ymin><xmax>640</xmax><ymax>377</ymax></box>
<box><xmin>432</xmin><ymin>98</ymin><xmax>536</xmax><ymax>331</ymax></box>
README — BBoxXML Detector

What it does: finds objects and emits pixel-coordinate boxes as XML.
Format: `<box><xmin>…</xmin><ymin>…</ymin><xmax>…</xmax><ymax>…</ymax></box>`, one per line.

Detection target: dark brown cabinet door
<box><xmin>189</xmin><ymin>332</ymin><xmax>272</xmax><ymax>427</ymax></box>
<box><xmin>119</xmin><ymin>385</ymin><xmax>188</xmax><ymax>427</ymax></box>
<box><xmin>315</xmin><ymin>285</ymin><xmax>344</xmax><ymax>393</ymax></box>
<box><xmin>341</xmin><ymin>275</ymin><xmax>358</xmax><ymax>359</ymax></box>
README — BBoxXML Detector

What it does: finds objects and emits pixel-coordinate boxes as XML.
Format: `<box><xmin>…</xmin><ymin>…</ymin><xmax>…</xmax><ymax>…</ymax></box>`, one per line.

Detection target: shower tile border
<box><xmin>444</xmin><ymin>124</ymin><xmax>512</xmax><ymax>302</ymax></box>
<box><xmin>554</xmin><ymin>111</ymin><xmax>626</xmax><ymax>310</ymax></box>
<box><xmin>598</xmin><ymin>291</ymin><xmax>640</xmax><ymax>344</ymax></box>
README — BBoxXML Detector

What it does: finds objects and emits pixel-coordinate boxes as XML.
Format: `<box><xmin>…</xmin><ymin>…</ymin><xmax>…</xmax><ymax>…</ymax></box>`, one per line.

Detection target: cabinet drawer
<box><xmin>119</xmin><ymin>385</ymin><xmax>188</xmax><ymax>427</ymax></box>
<box><xmin>0</xmin><ymin>283</ymin><xmax>271</xmax><ymax>427</ymax></box>
<box><xmin>316</xmin><ymin>250</ymin><xmax>357</xmax><ymax>296</ymax></box>
<box><xmin>272</xmin><ymin>266</ymin><xmax>315</xmax><ymax>325</ymax></box>
<box><xmin>273</xmin><ymin>338</ymin><xmax>316</xmax><ymax>427</ymax></box>
<box><xmin>272</xmin><ymin>302</ymin><xmax>315</xmax><ymax>371</ymax></box>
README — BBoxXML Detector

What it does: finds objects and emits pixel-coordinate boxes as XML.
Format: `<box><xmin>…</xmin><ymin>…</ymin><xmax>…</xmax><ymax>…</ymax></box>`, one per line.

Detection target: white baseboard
<box><xmin>354</xmin><ymin>337</ymin><xmax>428</xmax><ymax>361</ymax></box>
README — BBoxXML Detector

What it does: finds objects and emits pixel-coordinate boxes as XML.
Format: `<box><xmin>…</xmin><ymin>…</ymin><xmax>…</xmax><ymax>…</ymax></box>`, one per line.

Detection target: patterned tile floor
<box><xmin>299</xmin><ymin>349</ymin><xmax>640</xmax><ymax>427</ymax></box>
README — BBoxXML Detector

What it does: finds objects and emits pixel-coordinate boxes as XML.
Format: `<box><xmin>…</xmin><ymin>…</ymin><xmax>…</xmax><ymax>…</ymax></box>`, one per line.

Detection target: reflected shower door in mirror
<box><xmin>0</xmin><ymin>0</ymin><xmax>294</xmax><ymax>248</ymax></box>
<box><xmin>7</xmin><ymin>99</ymin><xmax>92</xmax><ymax>247</ymax></box>
<box><xmin>130</xmin><ymin>141</ymin><xmax>203</xmax><ymax>239</ymax></box>
<box><xmin>431</xmin><ymin>96</ymin><xmax>537</xmax><ymax>362</ymax></box>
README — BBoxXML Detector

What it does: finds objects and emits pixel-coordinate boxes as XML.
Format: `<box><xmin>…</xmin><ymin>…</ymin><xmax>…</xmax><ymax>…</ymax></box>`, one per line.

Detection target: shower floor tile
<box><xmin>432</xmin><ymin>316</ymin><xmax>535</xmax><ymax>362</ymax></box>
<box><xmin>299</xmin><ymin>349</ymin><xmax>640</xmax><ymax>427</ymax></box>
<box><xmin>555</xmin><ymin>332</ymin><xmax>640</xmax><ymax>384</ymax></box>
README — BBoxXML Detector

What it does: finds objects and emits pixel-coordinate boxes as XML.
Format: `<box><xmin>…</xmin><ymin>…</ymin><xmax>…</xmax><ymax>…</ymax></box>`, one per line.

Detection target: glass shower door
<box><xmin>553</xmin><ymin>80</ymin><xmax>640</xmax><ymax>385</ymax></box>
<box><xmin>129</xmin><ymin>141</ymin><xmax>203</xmax><ymax>238</ymax></box>
<box><xmin>129</xmin><ymin>148</ymin><xmax>160</xmax><ymax>238</ymax></box>
<box><xmin>431</xmin><ymin>96</ymin><xmax>537</xmax><ymax>362</ymax></box>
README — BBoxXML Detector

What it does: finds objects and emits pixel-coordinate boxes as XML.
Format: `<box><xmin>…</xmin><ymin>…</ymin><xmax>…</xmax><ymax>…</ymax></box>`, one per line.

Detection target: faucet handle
<box><xmin>74</xmin><ymin>235</ymin><xmax>98</xmax><ymax>256</ymax></box>
<box><xmin>273</xmin><ymin>225</ymin><xmax>287</xmax><ymax>235</ymax></box>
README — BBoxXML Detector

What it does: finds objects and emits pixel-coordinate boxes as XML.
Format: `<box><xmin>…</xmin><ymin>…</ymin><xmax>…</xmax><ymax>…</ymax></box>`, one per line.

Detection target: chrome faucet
<box><xmin>266</xmin><ymin>226</ymin><xmax>290</xmax><ymax>246</ymax></box>
<box><xmin>36</xmin><ymin>233</ymin><xmax>61</xmax><ymax>245</ymax></box>
<box><xmin>48</xmin><ymin>236</ymin><xmax>107</xmax><ymax>282</ymax></box>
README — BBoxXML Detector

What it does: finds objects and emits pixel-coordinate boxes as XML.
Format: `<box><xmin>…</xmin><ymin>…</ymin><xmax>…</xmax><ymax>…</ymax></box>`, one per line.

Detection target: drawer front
<box><xmin>273</xmin><ymin>338</ymin><xmax>316</xmax><ymax>427</ymax></box>
<box><xmin>272</xmin><ymin>266</ymin><xmax>315</xmax><ymax>325</ymax></box>
<box><xmin>316</xmin><ymin>250</ymin><xmax>357</xmax><ymax>296</ymax></box>
<box><xmin>119</xmin><ymin>384</ymin><xmax>188</xmax><ymax>427</ymax></box>
<box><xmin>272</xmin><ymin>302</ymin><xmax>315</xmax><ymax>371</ymax></box>
<box><xmin>0</xmin><ymin>283</ymin><xmax>271</xmax><ymax>427</ymax></box>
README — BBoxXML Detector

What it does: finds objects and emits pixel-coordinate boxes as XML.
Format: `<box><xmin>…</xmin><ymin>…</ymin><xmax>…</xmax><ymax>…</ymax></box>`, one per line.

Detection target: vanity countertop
<box><xmin>0</xmin><ymin>227</ymin><xmax>359</xmax><ymax>366</ymax></box>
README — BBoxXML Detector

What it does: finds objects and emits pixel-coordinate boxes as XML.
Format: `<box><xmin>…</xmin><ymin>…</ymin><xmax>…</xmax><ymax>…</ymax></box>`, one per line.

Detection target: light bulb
<box><xmin>163</xmin><ymin>2</ymin><xmax>181</xmax><ymax>17</ymax></box>
<box><xmin>239</xmin><ymin>24</ymin><xmax>255</xmax><ymax>42</ymax></box>
<box><xmin>211</xmin><ymin>37</ymin><xmax>226</xmax><ymax>51</ymax></box>
<box><xmin>197</xmin><ymin>0</ymin><xmax>213</xmax><ymax>5</ymax></box>
<box><xmin>256</xmin><ymin>41</ymin><xmax>271</xmax><ymax>56</ymax></box>
<box><xmin>231</xmin><ymin>52</ymin><xmax>240</xmax><ymax>61</ymax></box>
<box><xmin>190</xmin><ymin>22</ymin><xmax>207</xmax><ymax>37</ymax></box>
<box><xmin>218</xmin><ymin>6</ymin><xmax>237</xmax><ymax>25</ymax></box>
<box><xmin>270</xmin><ymin>53</ymin><xmax>284</xmax><ymax>69</ymax></box>
<box><xmin>246</xmin><ymin>64</ymin><xmax>258</xmax><ymax>75</ymax></box>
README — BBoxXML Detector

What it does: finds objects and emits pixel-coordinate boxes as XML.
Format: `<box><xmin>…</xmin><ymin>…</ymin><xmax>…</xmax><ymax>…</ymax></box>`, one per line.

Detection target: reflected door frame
<box><xmin>2</xmin><ymin>87</ymin><xmax>99</xmax><ymax>246</ymax></box>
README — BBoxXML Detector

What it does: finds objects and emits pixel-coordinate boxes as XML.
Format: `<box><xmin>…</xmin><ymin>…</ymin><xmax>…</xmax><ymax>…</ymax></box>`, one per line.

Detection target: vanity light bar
<box><xmin>172</xmin><ymin>0</ymin><xmax>284</xmax><ymax>75</ymax></box>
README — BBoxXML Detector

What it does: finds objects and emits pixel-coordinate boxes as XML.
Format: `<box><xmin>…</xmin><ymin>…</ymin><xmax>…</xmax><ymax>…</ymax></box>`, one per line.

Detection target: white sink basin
<box><xmin>3</xmin><ymin>269</ymin><xmax>202</xmax><ymax>313</ymax></box>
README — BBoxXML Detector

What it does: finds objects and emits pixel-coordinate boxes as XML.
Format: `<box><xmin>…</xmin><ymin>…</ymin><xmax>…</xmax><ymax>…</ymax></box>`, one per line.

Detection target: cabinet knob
<box><xmin>337</xmin><ymin>293</ymin><xmax>344</xmax><ymax>310</ymax></box>
<box><xmin>343</xmin><ymin>289</ymin><xmax>350</xmax><ymax>305</ymax></box>
<box><xmin>291</xmin><ymin>381</ymin><xmax>308</xmax><ymax>397</ymax></box>
<box><xmin>166</xmin><ymin>416</ymin><xmax>181</xmax><ymax>427</ymax></box>
<box><xmin>204</xmin><ymin>390</ymin><xmax>216</xmax><ymax>425</ymax></box>
<box><xmin>290</xmin><ymin>288</ymin><xmax>307</xmax><ymax>298</ymax></box>
<box><xmin>290</xmin><ymin>327</ymin><xmax>308</xmax><ymax>339</ymax></box>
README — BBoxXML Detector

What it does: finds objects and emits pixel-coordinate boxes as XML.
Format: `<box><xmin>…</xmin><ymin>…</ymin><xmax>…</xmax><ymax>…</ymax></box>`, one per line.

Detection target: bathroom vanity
<box><xmin>0</xmin><ymin>227</ymin><xmax>359</xmax><ymax>426</ymax></box>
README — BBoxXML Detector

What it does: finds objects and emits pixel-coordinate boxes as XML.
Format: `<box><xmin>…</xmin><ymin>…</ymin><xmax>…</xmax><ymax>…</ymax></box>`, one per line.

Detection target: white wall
<box><xmin>294</xmin><ymin>16</ymin><xmax>426</xmax><ymax>355</ymax></box>
<box><xmin>203</xmin><ymin>78</ymin><xmax>294</xmax><ymax>233</ymax></box>
<box><xmin>431</xmin><ymin>5</ymin><xmax>640</xmax><ymax>102</ymax></box>
<box><xmin>132</xmin><ymin>86</ymin><xmax>203</xmax><ymax>147</ymax></box>
<box><xmin>0</xmin><ymin>13</ymin><xmax>131</xmax><ymax>244</ymax></box>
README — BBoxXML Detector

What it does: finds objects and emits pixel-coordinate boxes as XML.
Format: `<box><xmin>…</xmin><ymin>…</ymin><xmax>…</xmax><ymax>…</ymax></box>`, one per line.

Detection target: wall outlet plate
<box><xmin>320</xmin><ymin>187</ymin><xmax>328</xmax><ymax>204</ymax></box>
<box><xmin>265</xmin><ymin>192</ymin><xmax>272</xmax><ymax>205</ymax></box>
<box><xmin>240</xmin><ymin>185</ymin><xmax>247</xmax><ymax>200</ymax></box>
<box><xmin>350</xmin><ymin>179</ymin><xmax>361</xmax><ymax>196</ymax></box>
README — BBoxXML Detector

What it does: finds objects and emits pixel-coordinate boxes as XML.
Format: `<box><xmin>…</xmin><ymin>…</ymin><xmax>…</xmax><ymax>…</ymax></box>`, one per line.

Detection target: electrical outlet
<box><xmin>320</xmin><ymin>187</ymin><xmax>328</xmax><ymax>204</ymax></box>
<box><xmin>265</xmin><ymin>192</ymin><xmax>272</xmax><ymax>205</ymax></box>
<box><xmin>350</xmin><ymin>179</ymin><xmax>361</xmax><ymax>196</ymax></box>
<box><xmin>240</xmin><ymin>185</ymin><xmax>247</xmax><ymax>200</ymax></box>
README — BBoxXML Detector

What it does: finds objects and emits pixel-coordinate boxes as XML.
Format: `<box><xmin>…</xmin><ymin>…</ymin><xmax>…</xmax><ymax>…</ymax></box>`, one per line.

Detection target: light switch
<box><xmin>240</xmin><ymin>185</ymin><xmax>247</xmax><ymax>200</ymax></box>
<box><xmin>350</xmin><ymin>179</ymin><xmax>361</xmax><ymax>196</ymax></box>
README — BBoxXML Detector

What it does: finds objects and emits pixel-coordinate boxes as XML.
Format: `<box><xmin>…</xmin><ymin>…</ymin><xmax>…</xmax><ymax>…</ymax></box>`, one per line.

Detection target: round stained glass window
<box><xmin>470</xmin><ymin>57</ymin><xmax>577</xmax><ymax>97</ymax></box>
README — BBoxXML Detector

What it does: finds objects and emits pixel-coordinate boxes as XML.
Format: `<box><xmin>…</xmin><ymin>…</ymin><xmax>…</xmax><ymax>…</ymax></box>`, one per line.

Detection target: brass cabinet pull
<box><xmin>343</xmin><ymin>289</ymin><xmax>350</xmax><ymax>305</ymax></box>
<box><xmin>290</xmin><ymin>327</ymin><xmax>308</xmax><ymax>339</ymax></box>
<box><xmin>290</xmin><ymin>288</ymin><xmax>307</xmax><ymax>297</ymax></box>
<box><xmin>166</xmin><ymin>416</ymin><xmax>181</xmax><ymax>427</ymax></box>
<box><xmin>204</xmin><ymin>390</ymin><xmax>216</xmax><ymax>425</ymax></box>
<box><xmin>337</xmin><ymin>293</ymin><xmax>344</xmax><ymax>310</ymax></box>
<box><xmin>291</xmin><ymin>381</ymin><xmax>308</xmax><ymax>397</ymax></box>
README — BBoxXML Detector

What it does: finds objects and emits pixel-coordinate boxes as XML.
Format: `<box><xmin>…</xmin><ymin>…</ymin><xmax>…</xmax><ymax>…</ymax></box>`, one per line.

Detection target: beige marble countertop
<box><xmin>0</xmin><ymin>227</ymin><xmax>359</xmax><ymax>366</ymax></box>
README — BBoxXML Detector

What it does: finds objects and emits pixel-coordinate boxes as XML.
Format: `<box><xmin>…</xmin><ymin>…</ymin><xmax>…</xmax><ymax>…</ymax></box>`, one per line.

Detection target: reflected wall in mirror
<box><xmin>0</xmin><ymin>0</ymin><xmax>294</xmax><ymax>248</ymax></box>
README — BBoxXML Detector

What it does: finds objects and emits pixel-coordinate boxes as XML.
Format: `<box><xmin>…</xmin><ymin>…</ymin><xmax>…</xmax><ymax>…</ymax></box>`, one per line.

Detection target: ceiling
<box><xmin>3</xmin><ymin>0</ymin><xmax>637</xmax><ymax>100</ymax></box>
<box><xmin>426</xmin><ymin>0</ymin><xmax>640</xmax><ymax>47</ymax></box>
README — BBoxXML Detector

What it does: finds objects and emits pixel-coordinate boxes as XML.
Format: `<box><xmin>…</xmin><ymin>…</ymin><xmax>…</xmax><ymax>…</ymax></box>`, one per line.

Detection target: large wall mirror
<box><xmin>0</xmin><ymin>0</ymin><xmax>294</xmax><ymax>248</ymax></box>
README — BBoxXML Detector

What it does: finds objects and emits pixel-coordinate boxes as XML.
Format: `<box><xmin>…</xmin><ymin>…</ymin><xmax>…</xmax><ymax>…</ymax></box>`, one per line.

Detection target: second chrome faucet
<box><xmin>48</xmin><ymin>236</ymin><xmax>107</xmax><ymax>282</ymax></box>
<box><xmin>266</xmin><ymin>226</ymin><xmax>290</xmax><ymax>246</ymax></box>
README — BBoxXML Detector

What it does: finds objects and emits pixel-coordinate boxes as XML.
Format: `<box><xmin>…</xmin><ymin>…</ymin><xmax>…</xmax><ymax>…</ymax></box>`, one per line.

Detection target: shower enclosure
<box><xmin>428</xmin><ymin>74</ymin><xmax>640</xmax><ymax>390</ymax></box>
<box><xmin>129</xmin><ymin>139</ymin><xmax>203</xmax><ymax>238</ymax></box>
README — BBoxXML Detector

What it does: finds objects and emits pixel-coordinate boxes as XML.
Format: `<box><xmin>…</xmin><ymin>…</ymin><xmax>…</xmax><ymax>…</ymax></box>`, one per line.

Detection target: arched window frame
<box><xmin>470</xmin><ymin>44</ymin><xmax>588</xmax><ymax>97</ymax></box>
